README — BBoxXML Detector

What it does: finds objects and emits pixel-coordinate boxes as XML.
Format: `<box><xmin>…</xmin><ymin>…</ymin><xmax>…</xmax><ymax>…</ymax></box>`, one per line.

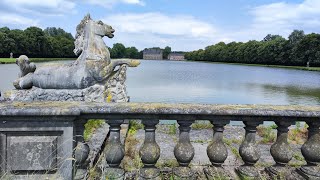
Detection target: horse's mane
<box><xmin>75</xmin><ymin>14</ymin><xmax>91</xmax><ymax>39</ymax></box>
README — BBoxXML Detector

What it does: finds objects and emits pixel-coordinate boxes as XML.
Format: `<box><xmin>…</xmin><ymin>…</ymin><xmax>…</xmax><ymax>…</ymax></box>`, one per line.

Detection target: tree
<box><xmin>163</xmin><ymin>46</ymin><xmax>171</xmax><ymax>59</ymax></box>
<box><xmin>288</xmin><ymin>30</ymin><xmax>305</xmax><ymax>45</ymax></box>
<box><xmin>263</xmin><ymin>34</ymin><xmax>282</xmax><ymax>42</ymax></box>
<box><xmin>111</xmin><ymin>43</ymin><xmax>126</xmax><ymax>58</ymax></box>
<box><xmin>24</xmin><ymin>27</ymin><xmax>47</xmax><ymax>56</ymax></box>
<box><xmin>291</xmin><ymin>33</ymin><xmax>320</xmax><ymax>66</ymax></box>
<box><xmin>0</xmin><ymin>27</ymin><xmax>10</xmax><ymax>34</ymax></box>
<box><xmin>125</xmin><ymin>47</ymin><xmax>140</xmax><ymax>59</ymax></box>
<box><xmin>0</xmin><ymin>32</ymin><xmax>16</xmax><ymax>54</ymax></box>
<box><xmin>44</xmin><ymin>27</ymin><xmax>74</xmax><ymax>39</ymax></box>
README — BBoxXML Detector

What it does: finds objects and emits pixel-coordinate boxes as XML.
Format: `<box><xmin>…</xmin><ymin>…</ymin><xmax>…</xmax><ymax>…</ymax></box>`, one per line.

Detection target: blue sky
<box><xmin>0</xmin><ymin>0</ymin><xmax>320</xmax><ymax>51</ymax></box>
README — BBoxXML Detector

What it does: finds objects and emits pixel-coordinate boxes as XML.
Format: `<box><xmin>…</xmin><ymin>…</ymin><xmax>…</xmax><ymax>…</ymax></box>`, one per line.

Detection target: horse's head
<box><xmin>94</xmin><ymin>20</ymin><xmax>115</xmax><ymax>38</ymax></box>
<box><xmin>73</xmin><ymin>14</ymin><xmax>115</xmax><ymax>56</ymax></box>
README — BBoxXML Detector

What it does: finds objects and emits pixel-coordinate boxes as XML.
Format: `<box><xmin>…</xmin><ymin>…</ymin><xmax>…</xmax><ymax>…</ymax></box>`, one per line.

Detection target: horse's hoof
<box><xmin>130</xmin><ymin>60</ymin><xmax>140</xmax><ymax>67</ymax></box>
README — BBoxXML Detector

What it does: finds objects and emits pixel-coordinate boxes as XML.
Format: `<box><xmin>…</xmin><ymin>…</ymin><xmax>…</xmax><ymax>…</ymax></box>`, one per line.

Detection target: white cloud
<box><xmin>104</xmin><ymin>13</ymin><xmax>216</xmax><ymax>38</ymax></box>
<box><xmin>86</xmin><ymin>0</ymin><xmax>145</xmax><ymax>8</ymax></box>
<box><xmin>0</xmin><ymin>0</ymin><xmax>76</xmax><ymax>16</ymax></box>
<box><xmin>101</xmin><ymin>12</ymin><xmax>218</xmax><ymax>50</ymax></box>
<box><xmin>0</xmin><ymin>12</ymin><xmax>39</xmax><ymax>27</ymax></box>
<box><xmin>238</xmin><ymin>0</ymin><xmax>320</xmax><ymax>41</ymax></box>
<box><xmin>101</xmin><ymin>0</ymin><xmax>320</xmax><ymax>51</ymax></box>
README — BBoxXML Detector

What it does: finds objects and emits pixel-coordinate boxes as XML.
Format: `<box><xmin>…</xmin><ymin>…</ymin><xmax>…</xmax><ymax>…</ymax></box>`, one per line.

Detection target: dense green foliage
<box><xmin>0</xmin><ymin>27</ymin><xmax>75</xmax><ymax>58</ymax></box>
<box><xmin>110</xmin><ymin>43</ymin><xmax>142</xmax><ymax>59</ymax></box>
<box><xmin>185</xmin><ymin>30</ymin><xmax>320</xmax><ymax>67</ymax></box>
<box><xmin>0</xmin><ymin>26</ymin><xmax>145</xmax><ymax>59</ymax></box>
<box><xmin>163</xmin><ymin>46</ymin><xmax>171</xmax><ymax>59</ymax></box>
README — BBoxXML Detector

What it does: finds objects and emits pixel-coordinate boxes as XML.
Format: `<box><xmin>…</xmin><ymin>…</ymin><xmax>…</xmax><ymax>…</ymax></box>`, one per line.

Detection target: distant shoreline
<box><xmin>1</xmin><ymin>57</ymin><xmax>319</xmax><ymax>72</ymax></box>
<box><xmin>0</xmin><ymin>58</ymin><xmax>144</xmax><ymax>64</ymax></box>
<box><xmin>0</xmin><ymin>58</ymin><xmax>75</xmax><ymax>64</ymax></box>
<box><xmin>186</xmin><ymin>60</ymin><xmax>320</xmax><ymax>72</ymax></box>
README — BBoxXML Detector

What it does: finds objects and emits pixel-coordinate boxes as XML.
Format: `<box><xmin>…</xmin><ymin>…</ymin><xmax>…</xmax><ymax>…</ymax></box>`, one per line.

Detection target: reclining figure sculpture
<box><xmin>13</xmin><ymin>14</ymin><xmax>139</xmax><ymax>90</ymax></box>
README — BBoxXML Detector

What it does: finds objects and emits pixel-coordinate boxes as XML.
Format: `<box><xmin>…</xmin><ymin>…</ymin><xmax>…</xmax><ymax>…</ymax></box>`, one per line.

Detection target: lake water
<box><xmin>1</xmin><ymin>60</ymin><xmax>320</xmax><ymax>105</ymax></box>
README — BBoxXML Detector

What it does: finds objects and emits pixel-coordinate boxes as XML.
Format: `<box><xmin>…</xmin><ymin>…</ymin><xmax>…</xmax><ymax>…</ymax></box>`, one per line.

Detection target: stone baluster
<box><xmin>173</xmin><ymin>120</ymin><xmax>195</xmax><ymax>179</ymax></box>
<box><xmin>297</xmin><ymin>121</ymin><xmax>320</xmax><ymax>179</ymax></box>
<box><xmin>266</xmin><ymin>121</ymin><xmax>293</xmax><ymax>178</ymax></box>
<box><xmin>104</xmin><ymin>120</ymin><xmax>125</xmax><ymax>179</ymax></box>
<box><xmin>74</xmin><ymin>119</ymin><xmax>90</xmax><ymax>180</ymax></box>
<box><xmin>204</xmin><ymin>120</ymin><xmax>230</xmax><ymax>179</ymax></box>
<box><xmin>236</xmin><ymin>121</ymin><xmax>262</xmax><ymax>179</ymax></box>
<box><xmin>139</xmin><ymin>120</ymin><xmax>161</xmax><ymax>179</ymax></box>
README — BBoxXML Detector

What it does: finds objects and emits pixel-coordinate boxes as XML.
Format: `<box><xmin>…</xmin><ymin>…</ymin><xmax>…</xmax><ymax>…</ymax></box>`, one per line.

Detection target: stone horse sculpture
<box><xmin>13</xmin><ymin>14</ymin><xmax>139</xmax><ymax>90</ymax></box>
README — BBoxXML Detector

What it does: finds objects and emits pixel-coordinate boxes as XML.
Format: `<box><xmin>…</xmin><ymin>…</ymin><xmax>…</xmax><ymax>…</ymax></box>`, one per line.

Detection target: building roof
<box><xmin>143</xmin><ymin>48</ymin><xmax>163</xmax><ymax>54</ymax></box>
<box><xmin>169</xmin><ymin>52</ymin><xmax>185</xmax><ymax>56</ymax></box>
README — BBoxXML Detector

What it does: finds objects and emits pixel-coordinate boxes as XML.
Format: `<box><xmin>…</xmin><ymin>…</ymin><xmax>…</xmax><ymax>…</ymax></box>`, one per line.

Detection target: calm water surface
<box><xmin>1</xmin><ymin>60</ymin><xmax>320</xmax><ymax>105</ymax></box>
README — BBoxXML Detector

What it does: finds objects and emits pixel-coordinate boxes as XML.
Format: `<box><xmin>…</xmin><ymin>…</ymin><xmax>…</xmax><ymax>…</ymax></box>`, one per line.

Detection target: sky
<box><xmin>1</xmin><ymin>0</ymin><xmax>320</xmax><ymax>51</ymax></box>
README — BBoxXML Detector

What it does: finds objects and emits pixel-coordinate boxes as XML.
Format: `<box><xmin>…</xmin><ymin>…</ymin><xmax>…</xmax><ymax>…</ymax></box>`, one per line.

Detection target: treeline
<box><xmin>0</xmin><ymin>27</ymin><xmax>75</xmax><ymax>58</ymax></box>
<box><xmin>185</xmin><ymin>30</ymin><xmax>320</xmax><ymax>67</ymax></box>
<box><xmin>0</xmin><ymin>26</ymin><xmax>145</xmax><ymax>59</ymax></box>
<box><xmin>109</xmin><ymin>44</ymin><xmax>172</xmax><ymax>59</ymax></box>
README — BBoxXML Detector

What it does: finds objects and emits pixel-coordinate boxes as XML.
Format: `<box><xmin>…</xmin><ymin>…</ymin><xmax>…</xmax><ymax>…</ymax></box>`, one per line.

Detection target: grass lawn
<box><xmin>0</xmin><ymin>57</ymin><xmax>74</xmax><ymax>64</ymax></box>
<box><xmin>231</xmin><ymin>62</ymin><xmax>320</xmax><ymax>71</ymax></box>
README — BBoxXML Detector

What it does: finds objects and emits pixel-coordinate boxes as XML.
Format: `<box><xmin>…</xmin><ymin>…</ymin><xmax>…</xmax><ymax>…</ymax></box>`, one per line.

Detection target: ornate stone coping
<box><xmin>0</xmin><ymin>102</ymin><xmax>320</xmax><ymax>118</ymax></box>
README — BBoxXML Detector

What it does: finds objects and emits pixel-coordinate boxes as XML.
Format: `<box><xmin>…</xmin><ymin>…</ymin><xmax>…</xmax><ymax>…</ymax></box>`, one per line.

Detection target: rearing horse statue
<box><xmin>13</xmin><ymin>14</ymin><xmax>140</xmax><ymax>89</ymax></box>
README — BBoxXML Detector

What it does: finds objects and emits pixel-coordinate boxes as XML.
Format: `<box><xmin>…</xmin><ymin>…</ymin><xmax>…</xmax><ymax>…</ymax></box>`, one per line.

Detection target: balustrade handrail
<box><xmin>1</xmin><ymin>102</ymin><xmax>320</xmax><ymax>119</ymax></box>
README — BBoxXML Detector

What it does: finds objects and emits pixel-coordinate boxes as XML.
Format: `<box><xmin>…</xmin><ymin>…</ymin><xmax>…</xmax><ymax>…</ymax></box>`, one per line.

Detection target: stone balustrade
<box><xmin>0</xmin><ymin>102</ymin><xmax>319</xmax><ymax>179</ymax></box>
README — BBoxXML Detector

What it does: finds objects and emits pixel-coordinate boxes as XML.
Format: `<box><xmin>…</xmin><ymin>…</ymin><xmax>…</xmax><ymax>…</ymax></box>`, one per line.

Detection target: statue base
<box><xmin>4</xmin><ymin>84</ymin><xmax>127</xmax><ymax>102</ymax></box>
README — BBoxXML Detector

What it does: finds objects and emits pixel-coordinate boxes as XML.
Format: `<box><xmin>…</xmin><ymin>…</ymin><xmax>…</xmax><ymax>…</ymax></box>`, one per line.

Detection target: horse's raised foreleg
<box><xmin>100</xmin><ymin>59</ymin><xmax>140</xmax><ymax>79</ymax></box>
<box><xmin>111</xmin><ymin>59</ymin><xmax>140</xmax><ymax>68</ymax></box>
<box><xmin>88</xmin><ymin>60</ymin><xmax>140</xmax><ymax>82</ymax></box>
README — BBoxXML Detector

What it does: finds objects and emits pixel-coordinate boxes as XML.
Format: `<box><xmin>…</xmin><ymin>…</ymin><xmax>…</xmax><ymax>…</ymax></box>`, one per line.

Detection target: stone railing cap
<box><xmin>1</xmin><ymin>102</ymin><xmax>320</xmax><ymax>118</ymax></box>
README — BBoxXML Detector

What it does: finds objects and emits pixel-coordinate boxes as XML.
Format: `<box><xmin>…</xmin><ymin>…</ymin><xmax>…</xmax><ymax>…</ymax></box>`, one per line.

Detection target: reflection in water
<box><xmin>261</xmin><ymin>84</ymin><xmax>320</xmax><ymax>105</ymax></box>
<box><xmin>1</xmin><ymin>60</ymin><xmax>320</xmax><ymax>105</ymax></box>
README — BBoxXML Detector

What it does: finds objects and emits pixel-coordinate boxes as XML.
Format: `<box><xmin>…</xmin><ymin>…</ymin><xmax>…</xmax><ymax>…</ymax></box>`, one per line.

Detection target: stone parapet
<box><xmin>0</xmin><ymin>102</ymin><xmax>319</xmax><ymax>179</ymax></box>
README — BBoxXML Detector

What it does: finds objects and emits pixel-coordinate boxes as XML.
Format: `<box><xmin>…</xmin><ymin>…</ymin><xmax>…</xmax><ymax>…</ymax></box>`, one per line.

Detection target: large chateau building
<box><xmin>143</xmin><ymin>48</ymin><xmax>163</xmax><ymax>60</ymax></box>
<box><xmin>168</xmin><ymin>52</ymin><xmax>185</xmax><ymax>61</ymax></box>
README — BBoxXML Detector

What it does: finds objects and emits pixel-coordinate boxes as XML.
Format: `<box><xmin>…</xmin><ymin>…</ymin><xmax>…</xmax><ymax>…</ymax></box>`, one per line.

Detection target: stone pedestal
<box><xmin>0</xmin><ymin>117</ymin><xmax>76</xmax><ymax>180</ymax></box>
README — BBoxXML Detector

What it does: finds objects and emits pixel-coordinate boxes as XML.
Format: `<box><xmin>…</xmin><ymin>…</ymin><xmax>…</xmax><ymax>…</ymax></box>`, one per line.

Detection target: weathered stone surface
<box><xmin>1</xmin><ymin>102</ymin><xmax>320</xmax><ymax>118</ymax></box>
<box><xmin>298</xmin><ymin>121</ymin><xmax>320</xmax><ymax>179</ymax></box>
<box><xmin>15</xmin><ymin>55</ymin><xmax>36</xmax><ymax>78</ymax></box>
<box><xmin>8</xmin><ymin>136</ymin><xmax>57</xmax><ymax>171</ymax></box>
<box><xmin>0</xmin><ymin>120</ymin><xmax>75</xmax><ymax>180</ymax></box>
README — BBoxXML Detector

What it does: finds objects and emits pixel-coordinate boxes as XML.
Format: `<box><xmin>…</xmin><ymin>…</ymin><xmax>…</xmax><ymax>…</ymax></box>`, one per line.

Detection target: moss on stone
<box><xmin>83</xmin><ymin>119</ymin><xmax>105</xmax><ymax>141</ymax></box>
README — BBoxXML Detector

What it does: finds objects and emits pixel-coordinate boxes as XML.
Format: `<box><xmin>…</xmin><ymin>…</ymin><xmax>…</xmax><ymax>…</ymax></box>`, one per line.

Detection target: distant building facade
<box><xmin>143</xmin><ymin>48</ymin><xmax>163</xmax><ymax>60</ymax></box>
<box><xmin>168</xmin><ymin>52</ymin><xmax>185</xmax><ymax>61</ymax></box>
